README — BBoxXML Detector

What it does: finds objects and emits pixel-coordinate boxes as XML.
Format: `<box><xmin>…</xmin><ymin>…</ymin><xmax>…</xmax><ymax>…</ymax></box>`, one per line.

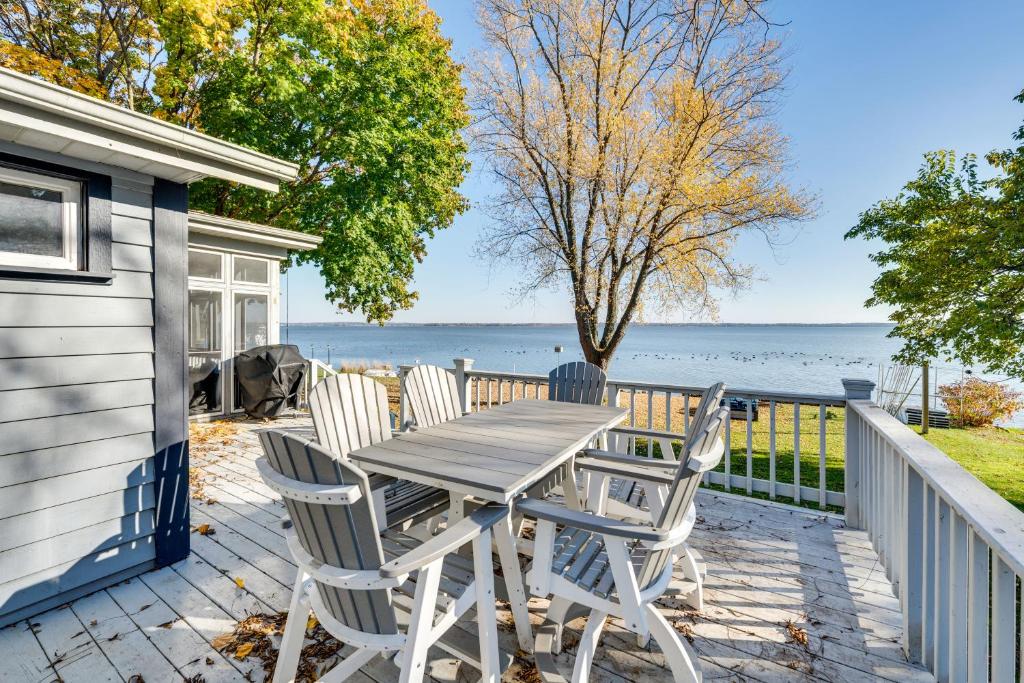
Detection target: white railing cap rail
<box><xmin>462</xmin><ymin>367</ymin><xmax>846</xmax><ymax>406</ymax></box>
<box><xmin>849</xmin><ymin>399</ymin><xmax>1024</xmax><ymax>576</ymax></box>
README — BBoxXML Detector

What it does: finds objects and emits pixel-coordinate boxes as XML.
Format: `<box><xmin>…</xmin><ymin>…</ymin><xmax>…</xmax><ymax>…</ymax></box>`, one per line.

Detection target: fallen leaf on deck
<box><xmin>306</xmin><ymin>615</ymin><xmax>318</xmax><ymax>631</ymax></box>
<box><xmin>194</xmin><ymin>523</ymin><xmax>215</xmax><ymax>536</ymax></box>
<box><xmin>674</xmin><ymin>621</ymin><xmax>695</xmax><ymax>644</ymax></box>
<box><xmin>211</xmin><ymin>633</ymin><xmax>234</xmax><ymax>650</ymax></box>
<box><xmin>158</xmin><ymin>620</ymin><xmax>176</xmax><ymax>629</ymax></box>
<box><xmin>785</xmin><ymin>619</ymin><xmax>810</xmax><ymax>648</ymax></box>
<box><xmin>205</xmin><ymin>657</ymin><xmax>214</xmax><ymax>665</ymax></box>
<box><xmin>234</xmin><ymin>642</ymin><xmax>254</xmax><ymax>660</ymax></box>
<box><xmin>128</xmin><ymin>675</ymin><xmax>145</xmax><ymax>683</ymax></box>
<box><xmin>234</xmin><ymin>577</ymin><xmax>245</xmax><ymax>589</ymax></box>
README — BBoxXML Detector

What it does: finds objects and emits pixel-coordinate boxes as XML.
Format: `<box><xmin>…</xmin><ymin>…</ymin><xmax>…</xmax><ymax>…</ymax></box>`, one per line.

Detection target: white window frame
<box><xmin>187</xmin><ymin>248</ymin><xmax>225</xmax><ymax>283</ymax></box>
<box><xmin>0</xmin><ymin>166</ymin><xmax>81</xmax><ymax>270</ymax></box>
<box><xmin>232</xmin><ymin>254</ymin><xmax>270</xmax><ymax>285</ymax></box>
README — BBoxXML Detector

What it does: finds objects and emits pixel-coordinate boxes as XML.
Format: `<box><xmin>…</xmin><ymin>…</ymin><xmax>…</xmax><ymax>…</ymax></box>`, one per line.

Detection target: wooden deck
<box><xmin>0</xmin><ymin>416</ymin><xmax>933</xmax><ymax>683</ymax></box>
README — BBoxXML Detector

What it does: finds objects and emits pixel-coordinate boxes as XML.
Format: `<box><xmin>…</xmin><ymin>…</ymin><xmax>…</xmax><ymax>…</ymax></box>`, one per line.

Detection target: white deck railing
<box><xmin>846</xmin><ymin>400</ymin><xmax>1024</xmax><ymax>681</ymax></box>
<box><xmin>299</xmin><ymin>358</ymin><xmax>338</xmax><ymax>408</ymax></box>
<box><xmin>395</xmin><ymin>359</ymin><xmax>865</xmax><ymax>511</ymax></box>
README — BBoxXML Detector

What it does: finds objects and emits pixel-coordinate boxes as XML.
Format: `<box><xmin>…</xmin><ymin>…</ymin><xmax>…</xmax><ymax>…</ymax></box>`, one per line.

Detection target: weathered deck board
<box><xmin>0</xmin><ymin>415</ymin><xmax>933</xmax><ymax>682</ymax></box>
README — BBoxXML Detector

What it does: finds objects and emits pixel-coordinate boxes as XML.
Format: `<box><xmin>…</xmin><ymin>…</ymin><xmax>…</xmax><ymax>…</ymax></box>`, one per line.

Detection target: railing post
<box><xmin>398</xmin><ymin>364</ymin><xmax>413</xmax><ymax>431</ymax></box>
<box><xmin>606</xmin><ymin>382</ymin><xmax>619</xmax><ymax>408</ymax></box>
<box><xmin>453</xmin><ymin>358</ymin><xmax>474</xmax><ymax>413</ymax></box>
<box><xmin>843</xmin><ymin>378</ymin><xmax>875</xmax><ymax>529</ymax></box>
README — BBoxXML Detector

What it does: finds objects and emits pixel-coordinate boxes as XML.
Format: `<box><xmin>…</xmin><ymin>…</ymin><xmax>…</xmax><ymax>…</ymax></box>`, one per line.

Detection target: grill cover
<box><xmin>234</xmin><ymin>344</ymin><xmax>307</xmax><ymax>418</ymax></box>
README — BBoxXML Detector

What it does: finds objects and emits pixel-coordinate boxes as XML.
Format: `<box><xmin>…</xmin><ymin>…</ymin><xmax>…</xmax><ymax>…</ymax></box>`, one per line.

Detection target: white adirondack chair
<box><xmin>548</xmin><ymin>362</ymin><xmax>607</xmax><ymax>404</ymax></box>
<box><xmin>403</xmin><ymin>364</ymin><xmax>466</xmax><ymax>429</ymax></box>
<box><xmin>575</xmin><ymin>382</ymin><xmax>726</xmax><ymax>609</ymax></box>
<box><xmin>257</xmin><ymin>429</ymin><xmax>509</xmax><ymax>683</ymax></box>
<box><xmin>518</xmin><ymin>408</ymin><xmax>728</xmax><ymax>683</ymax></box>
<box><xmin>309</xmin><ymin>373</ymin><xmax>448</xmax><ymax>530</ymax></box>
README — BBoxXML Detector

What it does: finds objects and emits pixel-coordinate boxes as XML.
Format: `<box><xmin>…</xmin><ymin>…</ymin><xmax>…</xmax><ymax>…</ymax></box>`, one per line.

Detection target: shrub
<box><xmin>938</xmin><ymin>377</ymin><xmax>1023</xmax><ymax>427</ymax></box>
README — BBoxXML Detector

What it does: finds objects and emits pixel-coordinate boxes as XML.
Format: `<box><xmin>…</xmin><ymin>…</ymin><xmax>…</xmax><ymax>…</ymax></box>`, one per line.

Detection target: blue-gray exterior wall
<box><xmin>0</xmin><ymin>146</ymin><xmax>188</xmax><ymax>626</ymax></box>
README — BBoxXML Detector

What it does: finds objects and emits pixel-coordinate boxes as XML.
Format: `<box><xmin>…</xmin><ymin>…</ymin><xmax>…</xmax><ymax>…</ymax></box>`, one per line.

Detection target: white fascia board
<box><xmin>0</xmin><ymin>68</ymin><xmax>299</xmax><ymax>191</ymax></box>
<box><xmin>188</xmin><ymin>211</ymin><xmax>322</xmax><ymax>251</ymax></box>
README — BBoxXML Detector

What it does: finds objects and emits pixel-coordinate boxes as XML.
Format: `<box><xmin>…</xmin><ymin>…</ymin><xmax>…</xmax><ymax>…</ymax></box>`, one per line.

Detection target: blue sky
<box><xmin>283</xmin><ymin>1</ymin><xmax>1024</xmax><ymax>324</ymax></box>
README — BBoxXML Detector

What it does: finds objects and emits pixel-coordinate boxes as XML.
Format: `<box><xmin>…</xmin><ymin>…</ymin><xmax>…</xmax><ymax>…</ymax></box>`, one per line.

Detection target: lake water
<box><xmin>282</xmin><ymin>322</ymin><xmax>1024</xmax><ymax>424</ymax></box>
<box><xmin>282</xmin><ymin>323</ymin><xmax>909</xmax><ymax>395</ymax></box>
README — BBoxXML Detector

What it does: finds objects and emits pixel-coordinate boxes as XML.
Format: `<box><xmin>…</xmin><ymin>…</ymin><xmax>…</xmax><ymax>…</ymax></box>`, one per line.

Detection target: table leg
<box><xmin>493</xmin><ymin>509</ymin><xmax>534</xmax><ymax>653</ymax></box>
<box><xmin>562</xmin><ymin>456</ymin><xmax>584</xmax><ymax>511</ymax></box>
<box><xmin>448</xmin><ymin>491</ymin><xmax>470</xmax><ymax>523</ymax></box>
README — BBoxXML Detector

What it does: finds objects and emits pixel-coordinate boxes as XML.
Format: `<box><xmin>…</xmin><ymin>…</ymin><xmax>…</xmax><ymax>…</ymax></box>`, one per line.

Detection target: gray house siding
<box><xmin>0</xmin><ymin>150</ymin><xmax>168</xmax><ymax>625</ymax></box>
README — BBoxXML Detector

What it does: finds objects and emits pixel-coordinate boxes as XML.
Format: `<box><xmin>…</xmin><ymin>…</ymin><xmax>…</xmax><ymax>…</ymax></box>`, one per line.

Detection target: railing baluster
<box><xmin>684</xmin><ymin>393</ymin><xmax>691</xmax><ymax>435</ymax></box>
<box><xmin>967</xmin><ymin>531</ymin><xmax>989</xmax><ymax>681</ymax></box>
<box><xmin>933</xmin><ymin>499</ymin><xmax>950</xmax><ymax>682</ymax></box>
<box><xmin>769</xmin><ymin>400</ymin><xmax>777</xmax><ymax>500</ymax></box>
<box><xmin>646</xmin><ymin>390</ymin><xmax>654</xmax><ymax>431</ymax></box>
<box><xmin>885</xmin><ymin>440</ymin><xmax>894</xmax><ymax>575</ymax></box>
<box><xmin>664</xmin><ymin>392</ymin><xmax>672</xmax><ymax>433</ymax></box>
<box><xmin>745</xmin><ymin>399</ymin><xmax>753</xmax><ymax>495</ymax></box>
<box><xmin>793</xmin><ymin>402</ymin><xmax>801</xmax><ymax>504</ymax></box>
<box><xmin>903</xmin><ymin>466</ymin><xmax>925</xmax><ymax>664</ymax></box>
<box><xmin>724</xmin><ymin>412</ymin><xmax>732</xmax><ymax>491</ymax></box>
<box><xmin>923</xmin><ymin>487</ymin><xmax>935</xmax><ymax>671</ymax></box>
<box><xmin>991</xmin><ymin>556</ymin><xmax>1016</xmax><ymax>681</ymax></box>
<box><xmin>818</xmin><ymin>403</ymin><xmax>827</xmax><ymax>509</ymax></box>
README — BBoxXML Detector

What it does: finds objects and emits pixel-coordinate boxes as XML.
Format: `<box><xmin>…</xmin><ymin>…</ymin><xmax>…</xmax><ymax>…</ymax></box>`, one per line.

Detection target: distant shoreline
<box><xmin>285</xmin><ymin>321</ymin><xmax>894</xmax><ymax>328</ymax></box>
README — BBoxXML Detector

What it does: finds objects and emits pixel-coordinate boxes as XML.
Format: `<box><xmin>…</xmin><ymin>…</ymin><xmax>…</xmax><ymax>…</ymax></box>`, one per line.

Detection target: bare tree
<box><xmin>471</xmin><ymin>0</ymin><xmax>812</xmax><ymax>368</ymax></box>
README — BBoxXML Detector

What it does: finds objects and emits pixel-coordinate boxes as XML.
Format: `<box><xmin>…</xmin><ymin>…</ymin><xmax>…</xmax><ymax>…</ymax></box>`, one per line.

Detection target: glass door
<box><xmin>188</xmin><ymin>288</ymin><xmax>224</xmax><ymax>416</ymax></box>
<box><xmin>234</xmin><ymin>292</ymin><xmax>269</xmax><ymax>352</ymax></box>
<box><xmin>232</xmin><ymin>291</ymin><xmax>269</xmax><ymax>410</ymax></box>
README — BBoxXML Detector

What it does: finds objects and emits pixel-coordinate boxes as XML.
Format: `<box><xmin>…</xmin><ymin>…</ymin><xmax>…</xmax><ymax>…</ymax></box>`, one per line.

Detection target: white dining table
<box><xmin>348</xmin><ymin>398</ymin><xmax>628</xmax><ymax>652</ymax></box>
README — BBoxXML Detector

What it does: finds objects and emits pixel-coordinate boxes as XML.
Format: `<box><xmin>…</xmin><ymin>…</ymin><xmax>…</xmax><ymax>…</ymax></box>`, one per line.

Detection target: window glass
<box><xmin>234</xmin><ymin>293</ymin><xmax>269</xmax><ymax>352</ymax></box>
<box><xmin>188</xmin><ymin>289</ymin><xmax>223</xmax><ymax>415</ymax></box>
<box><xmin>188</xmin><ymin>250</ymin><xmax>222</xmax><ymax>280</ymax></box>
<box><xmin>0</xmin><ymin>167</ymin><xmax>80</xmax><ymax>270</ymax></box>
<box><xmin>0</xmin><ymin>182</ymin><xmax>63</xmax><ymax>257</ymax></box>
<box><xmin>233</xmin><ymin>256</ymin><xmax>268</xmax><ymax>284</ymax></box>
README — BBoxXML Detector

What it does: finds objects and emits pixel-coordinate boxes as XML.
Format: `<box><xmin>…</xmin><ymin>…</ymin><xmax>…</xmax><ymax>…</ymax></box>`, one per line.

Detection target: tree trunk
<box><xmin>575</xmin><ymin>316</ymin><xmax>623</xmax><ymax>371</ymax></box>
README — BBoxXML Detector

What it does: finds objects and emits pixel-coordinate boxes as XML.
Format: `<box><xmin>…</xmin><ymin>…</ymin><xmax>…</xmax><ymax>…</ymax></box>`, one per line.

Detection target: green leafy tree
<box><xmin>846</xmin><ymin>91</ymin><xmax>1024</xmax><ymax>377</ymax></box>
<box><xmin>190</xmin><ymin>0</ymin><xmax>469</xmax><ymax>322</ymax></box>
<box><xmin>0</xmin><ymin>0</ymin><xmax>469</xmax><ymax>323</ymax></box>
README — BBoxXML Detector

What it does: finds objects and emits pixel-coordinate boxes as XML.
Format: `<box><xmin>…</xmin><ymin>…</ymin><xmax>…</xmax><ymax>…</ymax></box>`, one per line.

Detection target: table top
<box><xmin>349</xmin><ymin>399</ymin><xmax>627</xmax><ymax>503</ymax></box>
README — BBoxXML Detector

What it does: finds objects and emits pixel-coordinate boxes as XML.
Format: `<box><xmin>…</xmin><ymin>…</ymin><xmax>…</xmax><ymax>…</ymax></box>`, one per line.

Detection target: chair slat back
<box><xmin>548</xmin><ymin>362</ymin><xmax>607</xmax><ymax>405</ymax></box>
<box><xmin>310</xmin><ymin>373</ymin><xmax>392</xmax><ymax>458</ymax></box>
<box><xmin>685</xmin><ymin>382</ymin><xmax>726</xmax><ymax>445</ymax></box>
<box><xmin>636</xmin><ymin>407</ymin><xmax>728</xmax><ymax>589</ymax></box>
<box><xmin>258</xmin><ymin>429</ymin><xmax>398</xmax><ymax>635</ymax></box>
<box><xmin>405</xmin><ymin>364</ymin><xmax>462</xmax><ymax>428</ymax></box>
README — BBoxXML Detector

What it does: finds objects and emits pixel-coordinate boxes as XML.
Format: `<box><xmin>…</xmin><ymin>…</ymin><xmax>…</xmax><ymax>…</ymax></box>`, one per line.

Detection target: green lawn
<box><xmin>918</xmin><ymin>425</ymin><xmax>1024</xmax><ymax>512</ymax></box>
<box><xmin>629</xmin><ymin>403</ymin><xmax>847</xmax><ymax>512</ymax></box>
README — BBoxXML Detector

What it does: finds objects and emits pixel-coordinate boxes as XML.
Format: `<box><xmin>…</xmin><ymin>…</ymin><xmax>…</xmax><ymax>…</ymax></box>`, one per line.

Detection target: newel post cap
<box><xmin>842</xmin><ymin>378</ymin><xmax>876</xmax><ymax>401</ymax></box>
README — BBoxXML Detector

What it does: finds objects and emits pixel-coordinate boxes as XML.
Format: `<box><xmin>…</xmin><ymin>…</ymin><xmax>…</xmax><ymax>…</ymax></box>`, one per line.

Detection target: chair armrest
<box><xmin>256</xmin><ymin>458</ymin><xmax>363</xmax><ymax>504</ymax></box>
<box><xmin>581</xmin><ymin>448</ymin><xmax>679</xmax><ymax>471</ymax></box>
<box><xmin>379</xmin><ymin>503</ymin><xmax>509</xmax><ymax>578</ymax></box>
<box><xmin>574</xmin><ymin>456</ymin><xmax>677</xmax><ymax>486</ymax></box>
<box><xmin>516</xmin><ymin>498</ymin><xmax>670</xmax><ymax>543</ymax></box>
